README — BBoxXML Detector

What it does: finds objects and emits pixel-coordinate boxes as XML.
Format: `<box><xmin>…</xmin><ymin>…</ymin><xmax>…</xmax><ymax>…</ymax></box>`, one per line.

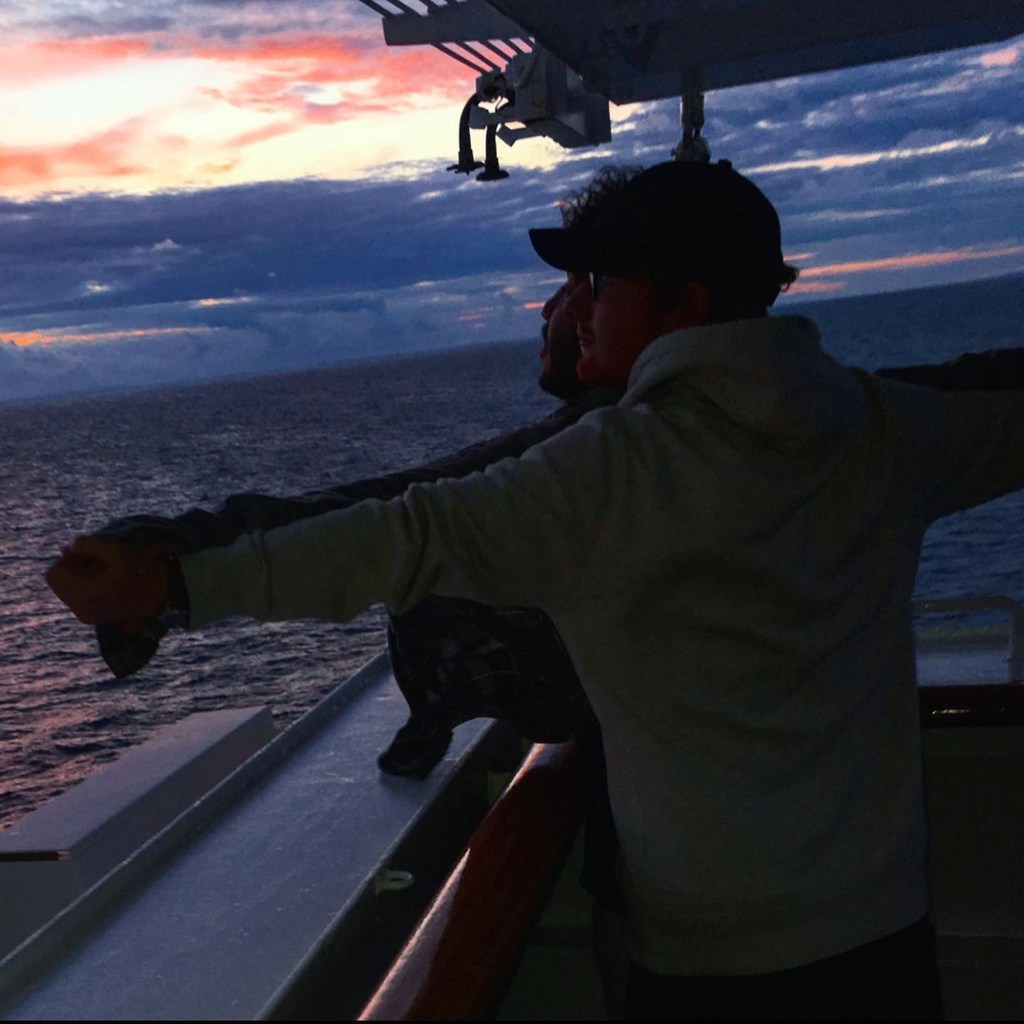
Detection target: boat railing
<box><xmin>2</xmin><ymin>599</ymin><xmax>1023</xmax><ymax>1019</ymax></box>
<box><xmin>914</xmin><ymin>595</ymin><xmax>1024</xmax><ymax>686</ymax></box>
<box><xmin>359</xmin><ymin>740</ymin><xmax>589</xmax><ymax>1021</ymax></box>
<box><xmin>0</xmin><ymin>654</ymin><xmax>529</xmax><ymax>1021</ymax></box>
<box><xmin>0</xmin><ymin>707</ymin><xmax>276</xmax><ymax>959</ymax></box>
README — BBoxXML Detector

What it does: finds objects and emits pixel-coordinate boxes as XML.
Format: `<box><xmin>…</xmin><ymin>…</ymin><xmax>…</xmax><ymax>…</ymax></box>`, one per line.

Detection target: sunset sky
<box><xmin>0</xmin><ymin>1</ymin><xmax>1020</xmax><ymax>401</ymax></box>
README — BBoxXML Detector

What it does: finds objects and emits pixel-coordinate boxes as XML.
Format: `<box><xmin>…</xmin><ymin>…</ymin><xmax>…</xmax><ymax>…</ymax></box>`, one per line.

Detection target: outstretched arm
<box><xmin>97</xmin><ymin>397</ymin><xmax>609</xmax><ymax>553</ymax></box>
<box><xmin>64</xmin><ymin>394</ymin><xmax>616</xmax><ymax>677</ymax></box>
<box><xmin>48</xmin><ymin>403</ymin><xmax>611</xmax><ymax>642</ymax></box>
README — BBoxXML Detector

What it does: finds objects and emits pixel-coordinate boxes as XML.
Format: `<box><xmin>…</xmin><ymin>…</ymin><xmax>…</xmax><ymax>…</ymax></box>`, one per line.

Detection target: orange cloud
<box><xmin>0</xmin><ymin>121</ymin><xmax>147</xmax><ymax>188</ymax></box>
<box><xmin>800</xmin><ymin>245</ymin><xmax>1024</xmax><ymax>278</ymax></box>
<box><xmin>2</xmin><ymin>327</ymin><xmax>212</xmax><ymax>348</ymax></box>
<box><xmin>1</xmin><ymin>330</ymin><xmax>52</xmax><ymax>347</ymax></box>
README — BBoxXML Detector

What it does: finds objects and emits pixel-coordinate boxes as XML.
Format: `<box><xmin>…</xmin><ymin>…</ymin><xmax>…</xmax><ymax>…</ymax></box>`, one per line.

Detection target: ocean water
<box><xmin>0</xmin><ymin>273</ymin><xmax>1021</xmax><ymax>828</ymax></box>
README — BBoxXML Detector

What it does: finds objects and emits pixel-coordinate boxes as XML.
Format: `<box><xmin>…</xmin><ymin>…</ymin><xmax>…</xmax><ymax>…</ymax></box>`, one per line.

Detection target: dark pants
<box><xmin>624</xmin><ymin>918</ymin><xmax>944</xmax><ymax>1021</ymax></box>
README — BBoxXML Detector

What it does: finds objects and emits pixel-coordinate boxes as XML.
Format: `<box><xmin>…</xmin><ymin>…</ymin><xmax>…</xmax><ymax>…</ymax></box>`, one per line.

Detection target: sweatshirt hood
<box><xmin>622</xmin><ymin>316</ymin><xmax>864</xmax><ymax>449</ymax></box>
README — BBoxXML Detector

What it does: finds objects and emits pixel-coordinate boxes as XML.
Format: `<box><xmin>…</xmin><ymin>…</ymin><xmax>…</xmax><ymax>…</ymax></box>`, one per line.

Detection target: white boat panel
<box><xmin>359</xmin><ymin>1</ymin><xmax>1024</xmax><ymax>150</ymax></box>
<box><xmin>366</xmin><ymin>1</ymin><xmax>1024</xmax><ymax>99</ymax></box>
<box><xmin>486</xmin><ymin>0</ymin><xmax>1024</xmax><ymax>99</ymax></box>
<box><xmin>0</xmin><ymin>655</ymin><xmax>511</xmax><ymax>1021</ymax></box>
<box><xmin>0</xmin><ymin>707</ymin><xmax>275</xmax><ymax>960</ymax></box>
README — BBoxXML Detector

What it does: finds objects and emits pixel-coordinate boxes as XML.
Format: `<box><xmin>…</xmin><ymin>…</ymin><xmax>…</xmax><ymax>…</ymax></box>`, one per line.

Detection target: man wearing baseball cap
<box><xmin>530</xmin><ymin>159</ymin><xmax>798</xmax><ymax>349</ymax></box>
<box><xmin>48</xmin><ymin>160</ymin><xmax>1024</xmax><ymax>1019</ymax></box>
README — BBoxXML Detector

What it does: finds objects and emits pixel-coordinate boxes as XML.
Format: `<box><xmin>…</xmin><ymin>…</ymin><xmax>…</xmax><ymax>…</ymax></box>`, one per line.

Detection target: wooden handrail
<box><xmin>359</xmin><ymin>741</ymin><xmax>588</xmax><ymax>1021</ymax></box>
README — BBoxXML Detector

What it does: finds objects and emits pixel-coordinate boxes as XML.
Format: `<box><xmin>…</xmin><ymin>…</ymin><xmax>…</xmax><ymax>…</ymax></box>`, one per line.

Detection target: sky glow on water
<box><xmin>0</xmin><ymin>2</ymin><xmax>1020</xmax><ymax>400</ymax></box>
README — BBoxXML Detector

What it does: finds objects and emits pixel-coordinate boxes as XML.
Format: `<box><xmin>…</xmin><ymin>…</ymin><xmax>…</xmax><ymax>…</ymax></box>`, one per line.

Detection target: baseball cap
<box><xmin>530</xmin><ymin>160</ymin><xmax>789</xmax><ymax>307</ymax></box>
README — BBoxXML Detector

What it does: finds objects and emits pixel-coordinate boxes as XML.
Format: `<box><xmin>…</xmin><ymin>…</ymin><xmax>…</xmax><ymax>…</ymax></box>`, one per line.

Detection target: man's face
<box><xmin>564</xmin><ymin>273</ymin><xmax>668</xmax><ymax>392</ymax></box>
<box><xmin>538</xmin><ymin>277</ymin><xmax>587</xmax><ymax>399</ymax></box>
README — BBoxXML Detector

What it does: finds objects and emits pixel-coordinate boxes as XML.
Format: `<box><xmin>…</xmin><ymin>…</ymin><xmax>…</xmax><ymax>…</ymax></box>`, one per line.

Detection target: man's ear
<box><xmin>659</xmin><ymin>280</ymin><xmax>712</xmax><ymax>333</ymax></box>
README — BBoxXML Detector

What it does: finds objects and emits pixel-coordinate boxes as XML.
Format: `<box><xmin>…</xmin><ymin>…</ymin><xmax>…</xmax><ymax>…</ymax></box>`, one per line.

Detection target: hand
<box><xmin>46</xmin><ymin>536</ymin><xmax>170</xmax><ymax>631</ymax></box>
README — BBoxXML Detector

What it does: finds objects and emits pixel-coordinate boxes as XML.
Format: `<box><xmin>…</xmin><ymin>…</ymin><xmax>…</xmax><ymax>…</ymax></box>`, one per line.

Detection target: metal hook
<box><xmin>448</xmin><ymin>94</ymin><xmax>484</xmax><ymax>175</ymax></box>
<box><xmin>672</xmin><ymin>90</ymin><xmax>711</xmax><ymax>163</ymax></box>
<box><xmin>375</xmin><ymin>869</ymin><xmax>415</xmax><ymax>894</ymax></box>
<box><xmin>477</xmin><ymin>123</ymin><xmax>510</xmax><ymax>181</ymax></box>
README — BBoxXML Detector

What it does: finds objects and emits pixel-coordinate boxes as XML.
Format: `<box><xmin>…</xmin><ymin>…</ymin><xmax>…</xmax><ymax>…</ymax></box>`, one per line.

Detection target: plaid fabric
<box><xmin>386</xmin><ymin>596</ymin><xmax>599</xmax><ymax>744</ymax></box>
<box><xmin>384</xmin><ymin>594</ymin><xmax>622</xmax><ymax>908</ymax></box>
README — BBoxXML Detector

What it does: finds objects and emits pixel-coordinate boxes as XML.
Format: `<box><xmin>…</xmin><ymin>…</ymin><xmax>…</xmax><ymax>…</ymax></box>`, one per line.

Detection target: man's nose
<box><xmin>562</xmin><ymin>275</ymin><xmax>592</xmax><ymax>318</ymax></box>
<box><xmin>541</xmin><ymin>285</ymin><xmax>566</xmax><ymax>321</ymax></box>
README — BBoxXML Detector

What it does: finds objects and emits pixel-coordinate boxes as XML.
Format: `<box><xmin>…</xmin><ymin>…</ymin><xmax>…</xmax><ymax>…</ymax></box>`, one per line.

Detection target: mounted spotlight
<box><xmin>473</xmin><ymin>48</ymin><xmax>610</xmax><ymax>151</ymax></box>
<box><xmin>446</xmin><ymin>47</ymin><xmax>610</xmax><ymax>184</ymax></box>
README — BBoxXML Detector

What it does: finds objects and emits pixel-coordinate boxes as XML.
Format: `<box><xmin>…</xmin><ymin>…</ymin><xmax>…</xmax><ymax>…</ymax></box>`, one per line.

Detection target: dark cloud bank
<box><xmin>0</xmin><ymin>36</ymin><xmax>1020</xmax><ymax>402</ymax></box>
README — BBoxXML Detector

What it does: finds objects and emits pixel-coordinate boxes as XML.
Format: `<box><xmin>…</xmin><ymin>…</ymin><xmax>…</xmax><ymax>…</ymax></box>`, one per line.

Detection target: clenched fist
<box><xmin>46</xmin><ymin>536</ymin><xmax>171</xmax><ymax>632</ymax></box>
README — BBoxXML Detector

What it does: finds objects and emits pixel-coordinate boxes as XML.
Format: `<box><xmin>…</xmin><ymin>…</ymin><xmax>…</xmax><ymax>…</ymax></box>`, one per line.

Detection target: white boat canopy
<box><xmin>357</xmin><ymin>1</ymin><xmax>1024</xmax><ymax>151</ymax></box>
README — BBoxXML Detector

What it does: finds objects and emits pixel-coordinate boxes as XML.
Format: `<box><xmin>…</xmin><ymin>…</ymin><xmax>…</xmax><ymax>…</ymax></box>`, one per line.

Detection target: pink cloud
<box><xmin>4</xmin><ymin>31</ymin><xmax>467</xmax><ymax>113</ymax></box>
<box><xmin>0</xmin><ymin>36</ymin><xmax>153</xmax><ymax>83</ymax></box>
<box><xmin>0</xmin><ymin>30</ymin><xmax>472</xmax><ymax>192</ymax></box>
<box><xmin>979</xmin><ymin>45</ymin><xmax>1019</xmax><ymax>68</ymax></box>
<box><xmin>194</xmin><ymin>34</ymin><xmax>467</xmax><ymax>124</ymax></box>
<box><xmin>800</xmin><ymin>245</ymin><xmax>1024</xmax><ymax>277</ymax></box>
<box><xmin>785</xmin><ymin>280</ymin><xmax>845</xmax><ymax>296</ymax></box>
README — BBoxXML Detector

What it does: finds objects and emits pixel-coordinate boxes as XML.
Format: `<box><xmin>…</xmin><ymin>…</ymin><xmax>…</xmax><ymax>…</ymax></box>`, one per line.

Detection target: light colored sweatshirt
<box><xmin>182</xmin><ymin>316</ymin><xmax>1024</xmax><ymax>975</ymax></box>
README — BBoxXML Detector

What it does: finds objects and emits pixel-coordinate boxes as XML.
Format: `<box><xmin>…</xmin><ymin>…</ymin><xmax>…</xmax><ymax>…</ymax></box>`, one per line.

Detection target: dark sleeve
<box><xmin>96</xmin><ymin>394</ymin><xmax>613</xmax><ymax>554</ymax></box>
<box><xmin>92</xmin><ymin>391</ymin><xmax>616</xmax><ymax>679</ymax></box>
<box><xmin>876</xmin><ymin>348</ymin><xmax>1024</xmax><ymax>392</ymax></box>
